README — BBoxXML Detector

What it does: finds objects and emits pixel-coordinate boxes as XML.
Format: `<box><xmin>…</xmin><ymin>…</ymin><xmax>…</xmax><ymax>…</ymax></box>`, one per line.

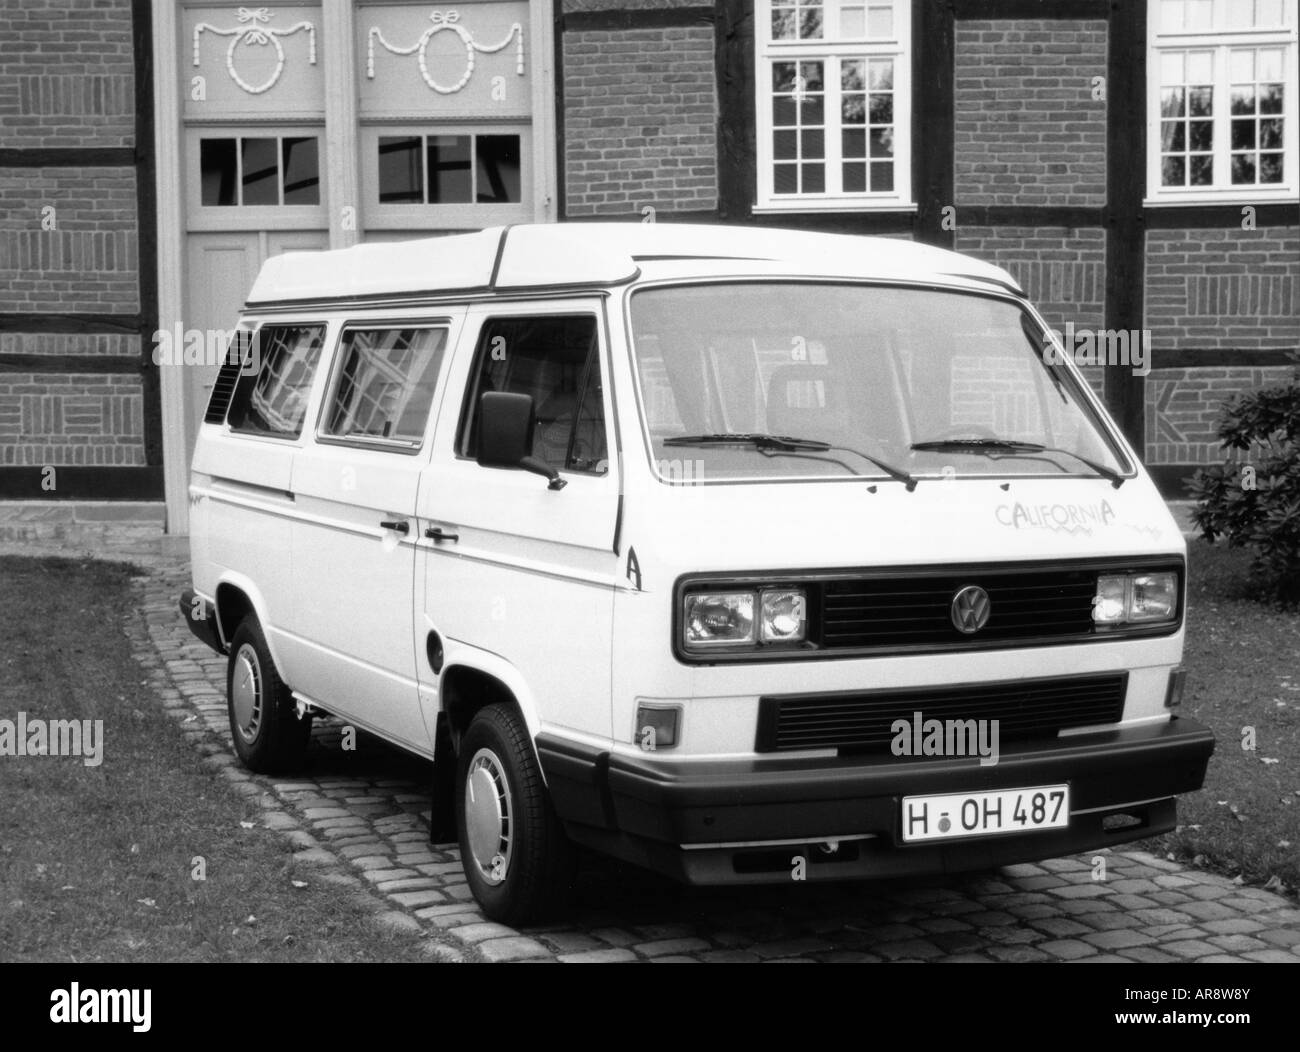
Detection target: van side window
<box><xmin>459</xmin><ymin>315</ymin><xmax>608</xmax><ymax>475</ymax></box>
<box><xmin>323</xmin><ymin>327</ymin><xmax>447</xmax><ymax>446</ymax></box>
<box><xmin>226</xmin><ymin>324</ymin><xmax>324</xmax><ymax>439</ymax></box>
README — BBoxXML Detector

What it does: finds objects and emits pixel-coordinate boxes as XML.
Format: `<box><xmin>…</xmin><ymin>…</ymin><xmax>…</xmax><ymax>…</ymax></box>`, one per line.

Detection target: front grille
<box><xmin>819</xmin><ymin>566</ymin><xmax>1099</xmax><ymax>651</ymax></box>
<box><xmin>755</xmin><ymin>672</ymin><xmax>1127</xmax><ymax>753</ymax></box>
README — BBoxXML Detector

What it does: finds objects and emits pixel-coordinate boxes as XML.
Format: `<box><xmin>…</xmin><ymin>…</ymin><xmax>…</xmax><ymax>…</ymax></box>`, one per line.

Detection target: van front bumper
<box><xmin>537</xmin><ymin>716</ymin><xmax>1214</xmax><ymax>885</ymax></box>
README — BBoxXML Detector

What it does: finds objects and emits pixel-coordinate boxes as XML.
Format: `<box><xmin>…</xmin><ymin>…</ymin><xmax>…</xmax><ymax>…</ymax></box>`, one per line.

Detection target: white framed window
<box><xmin>1147</xmin><ymin>0</ymin><xmax>1299</xmax><ymax>204</ymax></box>
<box><xmin>755</xmin><ymin>0</ymin><xmax>913</xmax><ymax>212</ymax></box>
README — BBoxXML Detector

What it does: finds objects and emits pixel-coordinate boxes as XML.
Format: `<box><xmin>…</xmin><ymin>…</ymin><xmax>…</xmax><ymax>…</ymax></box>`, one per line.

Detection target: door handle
<box><xmin>425</xmin><ymin>526</ymin><xmax>459</xmax><ymax>543</ymax></box>
<box><xmin>380</xmin><ymin>519</ymin><xmax>410</xmax><ymax>534</ymax></box>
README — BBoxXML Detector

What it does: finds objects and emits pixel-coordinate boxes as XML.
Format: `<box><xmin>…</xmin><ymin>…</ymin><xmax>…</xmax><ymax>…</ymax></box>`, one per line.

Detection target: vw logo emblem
<box><xmin>951</xmin><ymin>585</ymin><xmax>991</xmax><ymax>634</ymax></box>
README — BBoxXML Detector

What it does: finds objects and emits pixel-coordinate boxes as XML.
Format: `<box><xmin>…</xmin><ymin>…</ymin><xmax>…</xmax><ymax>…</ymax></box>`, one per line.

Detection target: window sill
<box><xmin>752</xmin><ymin>200</ymin><xmax>918</xmax><ymax>215</ymax></box>
<box><xmin>1143</xmin><ymin>191</ymin><xmax>1300</xmax><ymax>208</ymax></box>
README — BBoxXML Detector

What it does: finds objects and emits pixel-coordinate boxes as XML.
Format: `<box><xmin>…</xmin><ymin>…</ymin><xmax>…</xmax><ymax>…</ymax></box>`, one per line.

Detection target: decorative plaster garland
<box><xmin>193</xmin><ymin>7</ymin><xmax>317</xmax><ymax>95</ymax></box>
<box><xmin>367</xmin><ymin>10</ymin><xmax>525</xmax><ymax>95</ymax></box>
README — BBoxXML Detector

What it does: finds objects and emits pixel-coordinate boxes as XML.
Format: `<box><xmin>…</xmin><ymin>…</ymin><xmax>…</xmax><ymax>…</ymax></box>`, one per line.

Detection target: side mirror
<box><xmin>476</xmin><ymin>391</ymin><xmax>567</xmax><ymax>490</ymax></box>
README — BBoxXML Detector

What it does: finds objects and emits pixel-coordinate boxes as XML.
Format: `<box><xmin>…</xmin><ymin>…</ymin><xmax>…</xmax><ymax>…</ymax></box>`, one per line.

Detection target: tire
<box><xmin>226</xmin><ymin>617</ymin><xmax>310</xmax><ymax>774</ymax></box>
<box><xmin>456</xmin><ymin>704</ymin><xmax>576</xmax><ymax>924</ymax></box>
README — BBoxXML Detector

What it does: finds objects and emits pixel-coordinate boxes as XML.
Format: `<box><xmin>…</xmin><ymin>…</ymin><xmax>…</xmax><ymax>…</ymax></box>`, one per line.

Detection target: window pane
<box><xmin>800</xmin><ymin>0</ymin><xmax>824</xmax><ymax>39</ymax></box>
<box><xmin>228</xmin><ymin>325</ymin><xmax>324</xmax><ymax>438</ymax></box>
<box><xmin>1189</xmin><ymin>86</ymin><xmax>1213</xmax><ymax>116</ymax></box>
<box><xmin>568</xmin><ymin>357</ymin><xmax>607</xmax><ymax>473</ymax></box>
<box><xmin>1256</xmin><ymin>0</ymin><xmax>1284</xmax><ymax>27</ymax></box>
<box><xmin>378</xmin><ymin>136</ymin><xmax>424</xmax><ymax>204</ymax></box>
<box><xmin>802</xmin><ymin>163</ymin><xmax>825</xmax><ymax>193</ymax></box>
<box><xmin>869</xmin><ymin>92</ymin><xmax>893</xmax><ymax>124</ymax></box>
<box><xmin>1226</xmin><ymin>0</ymin><xmax>1254</xmax><ymax>28</ymax></box>
<box><xmin>1161</xmin><ymin>87</ymin><xmax>1186</xmax><ymax>118</ymax></box>
<box><xmin>1187</xmin><ymin>0</ymin><xmax>1211</xmax><ymax>29</ymax></box>
<box><xmin>1190</xmin><ymin>155</ymin><xmax>1214</xmax><ymax>184</ymax></box>
<box><xmin>842</xmin><ymin>128</ymin><xmax>866</xmax><ymax>158</ymax></box>
<box><xmin>868</xmin><ymin>59</ymin><xmax>893</xmax><ymax>91</ymax></box>
<box><xmin>773</xmin><ymin>163</ymin><xmax>799</xmax><ymax>194</ymax></box>
<box><xmin>870</xmin><ymin>128</ymin><xmax>893</xmax><ymax>157</ymax></box>
<box><xmin>281</xmin><ymin>137</ymin><xmax>319</xmax><ymax>205</ymax></box>
<box><xmin>773</xmin><ymin>61</ymin><xmax>798</xmax><ymax>93</ymax></box>
<box><xmin>801</xmin><ymin>129</ymin><xmax>825</xmax><ymax>159</ymax></box>
<box><xmin>775</xmin><ymin>130</ymin><xmax>798</xmax><ymax>159</ymax></box>
<box><xmin>460</xmin><ymin>316</ymin><xmax>604</xmax><ymax>474</ymax></box>
<box><xmin>241</xmin><ymin>138</ymin><xmax>279</xmax><ymax>206</ymax></box>
<box><xmin>1258</xmin><ymin>48</ymin><xmax>1283</xmax><ymax>82</ymax></box>
<box><xmin>1260</xmin><ymin>153</ymin><xmax>1284</xmax><ymax>182</ymax></box>
<box><xmin>1260</xmin><ymin>117</ymin><xmax>1283</xmax><ymax>148</ymax></box>
<box><xmin>1260</xmin><ymin>84</ymin><xmax>1283</xmax><ymax>113</ymax></box>
<box><xmin>841</xmin><ymin>4</ymin><xmax>866</xmax><ymax>37</ymax></box>
<box><xmin>200</xmin><ymin>138</ymin><xmax>237</xmax><ymax>206</ymax></box>
<box><xmin>867</xmin><ymin>4</ymin><xmax>893</xmax><ymax>37</ymax></box>
<box><xmin>870</xmin><ymin>161</ymin><xmax>893</xmax><ymax>192</ymax></box>
<box><xmin>772</xmin><ymin>5</ymin><xmax>797</xmax><ymax>39</ymax></box>
<box><xmin>1232</xmin><ymin>119</ymin><xmax>1256</xmax><ymax>149</ymax></box>
<box><xmin>427</xmin><ymin>135</ymin><xmax>472</xmax><ymax>203</ymax></box>
<box><xmin>476</xmin><ymin>135</ymin><xmax>521</xmax><ymax>203</ymax></box>
<box><xmin>843</xmin><ymin>161</ymin><xmax>866</xmax><ymax>191</ymax></box>
<box><xmin>1230</xmin><ymin>50</ymin><xmax>1254</xmax><ymax>83</ymax></box>
<box><xmin>1160</xmin><ymin>0</ymin><xmax>1185</xmax><ymax>31</ymax></box>
<box><xmin>1188</xmin><ymin>120</ymin><xmax>1212</xmax><ymax>150</ymax></box>
<box><xmin>1231</xmin><ymin>153</ymin><xmax>1256</xmax><ymax>183</ymax></box>
<box><xmin>1162</xmin><ymin>155</ymin><xmax>1186</xmax><ymax>185</ymax></box>
<box><xmin>1231</xmin><ymin>88</ymin><xmax>1256</xmax><ymax>115</ymax></box>
<box><xmin>1160</xmin><ymin>52</ymin><xmax>1184</xmax><ymax>85</ymax></box>
<box><xmin>326</xmin><ymin>328</ymin><xmax>447</xmax><ymax>444</ymax></box>
<box><xmin>1186</xmin><ymin>51</ymin><xmax>1213</xmax><ymax>84</ymax></box>
<box><xmin>842</xmin><ymin>59</ymin><xmax>865</xmax><ymax>92</ymax></box>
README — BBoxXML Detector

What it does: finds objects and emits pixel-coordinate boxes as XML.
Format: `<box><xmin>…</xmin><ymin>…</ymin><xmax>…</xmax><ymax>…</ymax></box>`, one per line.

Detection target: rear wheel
<box><xmin>456</xmin><ymin>704</ymin><xmax>576</xmax><ymax>924</ymax></box>
<box><xmin>226</xmin><ymin>618</ymin><xmax>310</xmax><ymax>774</ymax></box>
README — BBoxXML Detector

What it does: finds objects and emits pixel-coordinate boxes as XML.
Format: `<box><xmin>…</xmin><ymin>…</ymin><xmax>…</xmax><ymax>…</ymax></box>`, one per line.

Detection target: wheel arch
<box><xmin>213</xmin><ymin>574</ymin><xmax>288</xmax><ymax>673</ymax></box>
<box><xmin>437</xmin><ymin>651</ymin><xmax>545</xmax><ymax>775</ymax></box>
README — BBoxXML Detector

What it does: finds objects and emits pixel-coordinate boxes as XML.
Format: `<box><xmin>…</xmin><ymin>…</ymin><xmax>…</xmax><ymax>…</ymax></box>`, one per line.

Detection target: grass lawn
<box><xmin>1141</xmin><ymin>539</ymin><xmax>1300</xmax><ymax>898</ymax></box>
<box><xmin>0</xmin><ymin>555</ymin><xmax>432</xmax><ymax>962</ymax></box>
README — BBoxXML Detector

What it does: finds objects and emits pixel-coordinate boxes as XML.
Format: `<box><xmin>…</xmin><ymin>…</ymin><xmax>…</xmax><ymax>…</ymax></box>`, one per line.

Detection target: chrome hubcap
<box><xmin>231</xmin><ymin>644</ymin><xmax>263</xmax><ymax>744</ymax></box>
<box><xmin>465</xmin><ymin>748</ymin><xmax>512</xmax><ymax>886</ymax></box>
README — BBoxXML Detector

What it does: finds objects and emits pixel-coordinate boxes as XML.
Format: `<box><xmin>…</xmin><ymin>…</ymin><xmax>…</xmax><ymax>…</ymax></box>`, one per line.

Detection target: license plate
<box><xmin>901</xmin><ymin>785</ymin><xmax>1069</xmax><ymax>843</ymax></box>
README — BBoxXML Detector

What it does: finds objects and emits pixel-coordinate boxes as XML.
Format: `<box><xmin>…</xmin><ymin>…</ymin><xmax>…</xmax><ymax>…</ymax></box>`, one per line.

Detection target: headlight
<box><xmin>760</xmin><ymin>589</ymin><xmax>807</xmax><ymax>642</ymax></box>
<box><xmin>1093</xmin><ymin>575</ymin><xmax>1128</xmax><ymax>624</ymax></box>
<box><xmin>684</xmin><ymin>592</ymin><xmax>755</xmax><ymax>646</ymax></box>
<box><xmin>1093</xmin><ymin>571</ymin><xmax>1178</xmax><ymax>625</ymax></box>
<box><xmin>1130</xmin><ymin>572</ymin><xmax>1178</xmax><ymax>622</ymax></box>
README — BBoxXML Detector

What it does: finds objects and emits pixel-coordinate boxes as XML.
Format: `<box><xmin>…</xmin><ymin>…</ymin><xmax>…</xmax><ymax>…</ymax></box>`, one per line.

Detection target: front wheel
<box><xmin>456</xmin><ymin>704</ymin><xmax>576</xmax><ymax>924</ymax></box>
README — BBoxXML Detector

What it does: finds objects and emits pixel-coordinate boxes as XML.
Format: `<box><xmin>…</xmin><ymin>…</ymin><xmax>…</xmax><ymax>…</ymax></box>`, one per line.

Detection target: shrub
<box><xmin>1188</xmin><ymin>367</ymin><xmax>1300</xmax><ymax>604</ymax></box>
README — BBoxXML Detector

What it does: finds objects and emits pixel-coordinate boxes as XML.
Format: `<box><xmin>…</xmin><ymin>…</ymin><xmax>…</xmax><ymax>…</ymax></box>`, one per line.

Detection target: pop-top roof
<box><xmin>244</xmin><ymin>223</ymin><xmax>1023</xmax><ymax>306</ymax></box>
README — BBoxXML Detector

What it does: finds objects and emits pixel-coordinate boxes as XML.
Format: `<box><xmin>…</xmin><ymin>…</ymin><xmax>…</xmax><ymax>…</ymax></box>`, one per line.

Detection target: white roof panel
<box><xmin>243</xmin><ymin>223</ymin><xmax>1022</xmax><ymax>306</ymax></box>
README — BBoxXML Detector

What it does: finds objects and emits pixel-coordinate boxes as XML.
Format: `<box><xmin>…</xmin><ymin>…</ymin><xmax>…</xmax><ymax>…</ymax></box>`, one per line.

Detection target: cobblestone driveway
<box><xmin>132</xmin><ymin>559</ymin><xmax>1300</xmax><ymax>964</ymax></box>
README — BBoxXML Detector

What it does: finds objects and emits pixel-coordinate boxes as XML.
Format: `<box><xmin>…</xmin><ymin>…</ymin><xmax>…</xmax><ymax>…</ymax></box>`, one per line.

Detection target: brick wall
<box><xmin>0</xmin><ymin>168</ymin><xmax>141</xmax><ymax>312</ymax></box>
<box><xmin>954</xmin><ymin>20</ymin><xmax>1107</xmax><ymax>207</ymax></box>
<box><xmin>0</xmin><ymin>374</ymin><xmax>145</xmax><ymax>467</ymax></box>
<box><xmin>563</xmin><ymin>26</ymin><xmax>718</xmax><ymax>215</ymax></box>
<box><xmin>0</xmin><ymin>0</ymin><xmax>146</xmax><ymax>485</ymax></box>
<box><xmin>1145</xmin><ymin>227</ymin><xmax>1300</xmax><ymax>352</ymax></box>
<box><xmin>0</xmin><ymin>0</ymin><xmax>136</xmax><ymax>149</ymax></box>
<box><xmin>1146</xmin><ymin>366</ymin><xmax>1295</xmax><ymax>466</ymax></box>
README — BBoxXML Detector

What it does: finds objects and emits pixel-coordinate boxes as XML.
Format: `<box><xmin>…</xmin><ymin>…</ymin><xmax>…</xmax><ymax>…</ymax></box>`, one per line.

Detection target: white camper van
<box><xmin>181</xmin><ymin>223</ymin><xmax>1214</xmax><ymax>923</ymax></box>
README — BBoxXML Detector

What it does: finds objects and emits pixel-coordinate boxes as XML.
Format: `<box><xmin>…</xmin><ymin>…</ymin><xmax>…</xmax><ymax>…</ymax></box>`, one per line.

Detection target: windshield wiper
<box><xmin>664</xmin><ymin>433</ymin><xmax>917</xmax><ymax>490</ymax></box>
<box><xmin>910</xmin><ymin>438</ymin><xmax>1125</xmax><ymax>488</ymax></box>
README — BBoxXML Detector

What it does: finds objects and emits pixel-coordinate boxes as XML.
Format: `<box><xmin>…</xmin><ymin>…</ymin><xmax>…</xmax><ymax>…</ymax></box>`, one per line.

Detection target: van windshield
<box><xmin>627</xmin><ymin>282</ymin><xmax>1130</xmax><ymax>485</ymax></box>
